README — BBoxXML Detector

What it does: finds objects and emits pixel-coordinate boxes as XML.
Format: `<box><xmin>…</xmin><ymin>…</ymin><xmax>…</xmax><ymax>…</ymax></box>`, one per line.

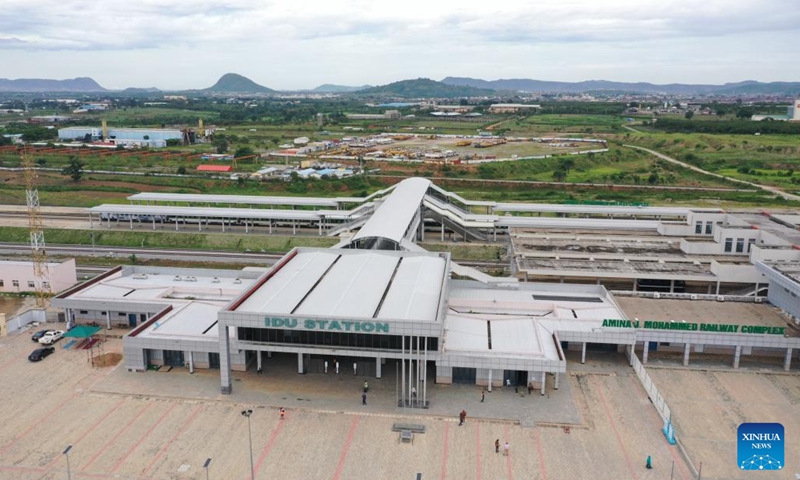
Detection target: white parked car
<box><xmin>38</xmin><ymin>330</ymin><xmax>65</xmax><ymax>345</ymax></box>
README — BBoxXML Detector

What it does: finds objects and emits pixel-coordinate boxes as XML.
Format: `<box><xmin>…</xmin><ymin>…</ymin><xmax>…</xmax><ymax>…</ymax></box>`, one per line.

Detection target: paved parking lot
<box><xmin>1</xmin><ymin>324</ymin><xmax>695</xmax><ymax>480</ymax></box>
<box><xmin>649</xmin><ymin>366</ymin><xmax>800</xmax><ymax>479</ymax></box>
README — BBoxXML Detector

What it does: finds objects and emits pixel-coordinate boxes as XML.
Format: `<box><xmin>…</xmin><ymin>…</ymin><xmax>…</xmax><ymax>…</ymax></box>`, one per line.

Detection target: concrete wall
<box><xmin>749</xmin><ymin>245</ymin><xmax>800</xmax><ymax>263</ymax></box>
<box><xmin>709</xmin><ymin>262</ymin><xmax>767</xmax><ymax>284</ymax></box>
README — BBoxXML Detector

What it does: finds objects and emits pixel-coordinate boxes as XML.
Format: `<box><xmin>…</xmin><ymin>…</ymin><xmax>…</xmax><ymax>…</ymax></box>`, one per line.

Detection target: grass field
<box><xmin>0</xmin><ymin>226</ymin><xmax>338</xmax><ymax>252</ymax></box>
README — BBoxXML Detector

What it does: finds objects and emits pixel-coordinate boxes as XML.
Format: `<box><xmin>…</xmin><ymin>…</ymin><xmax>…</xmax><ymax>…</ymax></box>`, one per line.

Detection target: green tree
<box><xmin>684</xmin><ymin>110</ymin><xmax>694</xmax><ymax>120</ymax></box>
<box><xmin>61</xmin><ymin>157</ymin><xmax>85</xmax><ymax>181</ymax></box>
<box><xmin>176</xmin><ymin>166</ymin><xmax>187</xmax><ymax>175</ymax></box>
<box><xmin>552</xmin><ymin>167</ymin><xmax>567</xmax><ymax>182</ymax></box>
<box><xmin>234</xmin><ymin>146</ymin><xmax>255</xmax><ymax>158</ymax></box>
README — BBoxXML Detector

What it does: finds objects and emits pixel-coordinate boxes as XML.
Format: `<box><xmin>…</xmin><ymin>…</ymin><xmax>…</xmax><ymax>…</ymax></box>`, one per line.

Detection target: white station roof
<box><xmin>494</xmin><ymin>203</ymin><xmax>695</xmax><ymax>217</ymax></box>
<box><xmin>91</xmin><ymin>204</ymin><xmax>323</xmax><ymax>221</ymax></box>
<box><xmin>233</xmin><ymin>249</ymin><xmax>447</xmax><ymax>322</ymax></box>
<box><xmin>128</xmin><ymin>192</ymin><xmax>341</xmax><ymax>208</ymax></box>
<box><xmin>351</xmin><ymin>177</ymin><xmax>431</xmax><ymax>245</ymax></box>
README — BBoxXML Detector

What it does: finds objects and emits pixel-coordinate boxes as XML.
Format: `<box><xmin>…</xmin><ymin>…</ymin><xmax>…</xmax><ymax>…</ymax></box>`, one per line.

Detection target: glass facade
<box><xmin>237</xmin><ymin>327</ymin><xmax>438</xmax><ymax>352</ymax></box>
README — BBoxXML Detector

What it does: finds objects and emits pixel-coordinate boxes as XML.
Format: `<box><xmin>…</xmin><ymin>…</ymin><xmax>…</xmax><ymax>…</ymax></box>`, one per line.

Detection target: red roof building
<box><xmin>197</xmin><ymin>165</ymin><xmax>233</xmax><ymax>172</ymax></box>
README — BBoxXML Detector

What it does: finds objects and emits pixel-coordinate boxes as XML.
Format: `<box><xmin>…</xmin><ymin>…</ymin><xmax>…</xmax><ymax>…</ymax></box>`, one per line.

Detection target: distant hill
<box><xmin>204</xmin><ymin>73</ymin><xmax>275</xmax><ymax>93</ymax></box>
<box><xmin>358</xmin><ymin>78</ymin><xmax>494</xmax><ymax>98</ymax></box>
<box><xmin>313</xmin><ymin>84</ymin><xmax>372</xmax><ymax>93</ymax></box>
<box><xmin>442</xmin><ymin>77</ymin><xmax>800</xmax><ymax>96</ymax></box>
<box><xmin>0</xmin><ymin>77</ymin><xmax>106</xmax><ymax>92</ymax></box>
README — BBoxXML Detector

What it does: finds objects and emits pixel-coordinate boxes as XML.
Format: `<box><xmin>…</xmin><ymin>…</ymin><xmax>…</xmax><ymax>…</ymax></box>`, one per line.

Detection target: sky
<box><xmin>0</xmin><ymin>0</ymin><xmax>798</xmax><ymax>90</ymax></box>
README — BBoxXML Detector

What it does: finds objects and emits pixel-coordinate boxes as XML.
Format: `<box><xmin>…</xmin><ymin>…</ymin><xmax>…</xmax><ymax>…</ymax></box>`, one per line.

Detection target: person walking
<box><xmin>364</xmin><ymin>380</ymin><xmax>369</xmax><ymax>392</ymax></box>
<box><xmin>503</xmin><ymin>441</ymin><xmax>510</xmax><ymax>457</ymax></box>
<box><xmin>481</xmin><ymin>389</ymin><xmax>485</xmax><ymax>403</ymax></box>
<box><xmin>495</xmin><ymin>439</ymin><xmax>500</xmax><ymax>453</ymax></box>
<box><xmin>257</xmin><ymin>366</ymin><xmax>263</xmax><ymax>375</ymax></box>
<box><xmin>411</xmin><ymin>386</ymin><xmax>417</xmax><ymax>399</ymax></box>
<box><xmin>362</xmin><ymin>392</ymin><xmax>367</xmax><ymax>406</ymax></box>
<box><xmin>646</xmin><ymin>455</ymin><xmax>652</xmax><ymax>469</ymax></box>
<box><xmin>459</xmin><ymin>410</ymin><xmax>467</xmax><ymax>426</ymax></box>
<box><xmin>279</xmin><ymin>407</ymin><xmax>285</xmax><ymax>420</ymax></box>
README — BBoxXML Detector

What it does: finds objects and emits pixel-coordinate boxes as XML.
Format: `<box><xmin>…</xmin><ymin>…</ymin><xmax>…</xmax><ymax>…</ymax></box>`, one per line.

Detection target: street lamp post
<box><xmin>63</xmin><ymin>445</ymin><xmax>72</xmax><ymax>480</ymax></box>
<box><xmin>241</xmin><ymin>409</ymin><xmax>255</xmax><ymax>480</ymax></box>
<box><xmin>203</xmin><ymin>457</ymin><xmax>212</xmax><ymax>480</ymax></box>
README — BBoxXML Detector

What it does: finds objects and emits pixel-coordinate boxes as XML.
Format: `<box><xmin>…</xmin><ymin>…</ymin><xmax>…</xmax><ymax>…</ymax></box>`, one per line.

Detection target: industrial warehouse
<box><xmin>52</xmin><ymin>178</ymin><xmax>800</xmax><ymax>403</ymax></box>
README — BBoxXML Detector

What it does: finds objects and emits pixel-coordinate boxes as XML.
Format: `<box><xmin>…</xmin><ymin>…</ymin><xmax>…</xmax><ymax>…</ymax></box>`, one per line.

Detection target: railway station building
<box><xmin>52</xmin><ymin>178</ymin><xmax>800</xmax><ymax>402</ymax></box>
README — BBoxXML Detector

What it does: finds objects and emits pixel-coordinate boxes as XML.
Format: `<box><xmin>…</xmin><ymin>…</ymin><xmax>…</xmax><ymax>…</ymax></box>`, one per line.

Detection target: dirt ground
<box><xmin>617</xmin><ymin>297</ymin><xmax>791</xmax><ymax>327</ymax></box>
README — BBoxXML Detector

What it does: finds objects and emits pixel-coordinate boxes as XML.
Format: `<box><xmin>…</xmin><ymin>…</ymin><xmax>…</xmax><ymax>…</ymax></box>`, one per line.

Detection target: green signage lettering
<box><xmin>601</xmin><ymin>319</ymin><xmax>785</xmax><ymax>336</ymax></box>
<box><xmin>266</xmin><ymin>317</ymin><xmax>391</xmax><ymax>334</ymax></box>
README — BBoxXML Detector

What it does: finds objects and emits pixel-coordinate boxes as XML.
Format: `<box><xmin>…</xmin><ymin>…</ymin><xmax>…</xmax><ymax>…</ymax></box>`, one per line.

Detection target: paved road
<box><xmin>625</xmin><ymin>145</ymin><xmax>800</xmax><ymax>202</ymax></box>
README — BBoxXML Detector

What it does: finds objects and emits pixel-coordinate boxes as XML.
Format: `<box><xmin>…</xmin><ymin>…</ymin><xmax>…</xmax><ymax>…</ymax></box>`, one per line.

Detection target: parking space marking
<box><xmin>253</xmin><ymin>410</ymin><xmax>287</xmax><ymax>477</ymax></box>
<box><xmin>476</xmin><ymin>422</ymin><xmax>482</xmax><ymax>480</ymax></box>
<box><xmin>330</xmin><ymin>415</ymin><xmax>360</xmax><ymax>480</ymax></box>
<box><xmin>592</xmin><ymin>376</ymin><xmax>639</xmax><ymax>480</ymax></box>
<box><xmin>82</xmin><ymin>402</ymin><xmax>154</xmax><ymax>471</ymax></box>
<box><xmin>45</xmin><ymin>398</ymin><xmax>126</xmax><ymax>469</ymax></box>
<box><xmin>439</xmin><ymin>422</ymin><xmax>449</xmax><ymax>480</ymax></box>
<box><xmin>110</xmin><ymin>403</ymin><xmax>178</xmax><ymax>473</ymax></box>
<box><xmin>504</xmin><ymin>425</ymin><xmax>513</xmax><ymax>479</ymax></box>
<box><xmin>0</xmin><ymin>392</ymin><xmax>77</xmax><ymax>455</ymax></box>
<box><xmin>532</xmin><ymin>427</ymin><xmax>549</xmax><ymax>480</ymax></box>
<box><xmin>141</xmin><ymin>404</ymin><xmax>204</xmax><ymax>477</ymax></box>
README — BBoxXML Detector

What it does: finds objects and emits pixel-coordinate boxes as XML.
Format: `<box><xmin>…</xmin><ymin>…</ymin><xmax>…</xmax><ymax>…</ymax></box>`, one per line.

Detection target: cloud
<box><xmin>0</xmin><ymin>0</ymin><xmax>798</xmax><ymax>87</ymax></box>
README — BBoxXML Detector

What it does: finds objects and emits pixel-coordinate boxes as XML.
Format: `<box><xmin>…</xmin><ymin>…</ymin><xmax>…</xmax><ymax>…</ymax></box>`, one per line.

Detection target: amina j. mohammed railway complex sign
<box><xmin>602</xmin><ymin>319</ymin><xmax>786</xmax><ymax>335</ymax></box>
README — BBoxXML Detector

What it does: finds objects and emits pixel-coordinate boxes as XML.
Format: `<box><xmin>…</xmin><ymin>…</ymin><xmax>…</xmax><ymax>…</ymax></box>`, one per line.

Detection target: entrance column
<box><xmin>297</xmin><ymin>353</ymin><xmax>304</xmax><ymax>374</ymax></box>
<box><xmin>540</xmin><ymin>371</ymin><xmax>546</xmax><ymax>396</ymax></box>
<box><xmin>106</xmin><ymin>311</ymin><xmax>111</xmax><ymax>330</ymax></box>
<box><xmin>669</xmin><ymin>280</ymin><xmax>675</xmax><ymax>293</ymax></box>
<box><xmin>375</xmin><ymin>357</ymin><xmax>382</xmax><ymax>379</ymax></box>
<box><xmin>257</xmin><ymin>351</ymin><xmax>262</xmax><ymax>372</ymax></box>
<box><xmin>733</xmin><ymin>345</ymin><xmax>742</xmax><ymax>369</ymax></box>
<box><xmin>642</xmin><ymin>341</ymin><xmax>650</xmax><ymax>364</ymax></box>
<box><xmin>220</xmin><ymin>326</ymin><xmax>232</xmax><ymax>394</ymax></box>
<box><xmin>188</xmin><ymin>351</ymin><xmax>194</xmax><ymax>374</ymax></box>
<box><xmin>581</xmin><ymin>342</ymin><xmax>587</xmax><ymax>364</ymax></box>
<box><xmin>629</xmin><ymin>343</ymin><xmax>635</xmax><ymax>366</ymax></box>
<box><xmin>784</xmin><ymin>348</ymin><xmax>793</xmax><ymax>371</ymax></box>
<box><xmin>554</xmin><ymin>372</ymin><xmax>559</xmax><ymax>390</ymax></box>
<box><xmin>683</xmin><ymin>343</ymin><xmax>691</xmax><ymax>366</ymax></box>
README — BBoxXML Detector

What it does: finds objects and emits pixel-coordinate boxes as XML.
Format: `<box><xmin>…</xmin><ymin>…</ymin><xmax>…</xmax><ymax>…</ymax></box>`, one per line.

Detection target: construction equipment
<box><xmin>20</xmin><ymin>147</ymin><xmax>50</xmax><ymax>307</ymax></box>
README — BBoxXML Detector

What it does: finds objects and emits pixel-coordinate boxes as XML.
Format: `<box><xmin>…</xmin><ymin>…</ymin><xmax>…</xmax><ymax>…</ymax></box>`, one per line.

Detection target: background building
<box><xmin>0</xmin><ymin>259</ymin><xmax>77</xmax><ymax>294</ymax></box>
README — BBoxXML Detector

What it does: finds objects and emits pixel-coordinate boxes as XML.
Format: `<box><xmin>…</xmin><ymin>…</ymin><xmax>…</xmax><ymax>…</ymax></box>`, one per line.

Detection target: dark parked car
<box><xmin>28</xmin><ymin>347</ymin><xmax>55</xmax><ymax>362</ymax></box>
<box><xmin>31</xmin><ymin>330</ymin><xmax>54</xmax><ymax>342</ymax></box>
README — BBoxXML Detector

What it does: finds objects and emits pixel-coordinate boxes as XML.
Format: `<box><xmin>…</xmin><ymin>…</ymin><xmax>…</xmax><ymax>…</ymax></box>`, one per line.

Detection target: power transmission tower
<box><xmin>21</xmin><ymin>147</ymin><xmax>50</xmax><ymax>307</ymax></box>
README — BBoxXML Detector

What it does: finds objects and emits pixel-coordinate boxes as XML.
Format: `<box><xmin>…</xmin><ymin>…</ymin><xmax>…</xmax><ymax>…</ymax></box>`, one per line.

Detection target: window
<box><xmin>694</xmin><ymin>221</ymin><xmax>703</xmax><ymax>234</ymax></box>
<box><xmin>79</xmin><ymin>310</ymin><xmax>88</xmax><ymax>314</ymax></box>
<box><xmin>748</xmin><ymin>238</ymin><xmax>756</xmax><ymax>253</ymax></box>
<box><xmin>736</xmin><ymin>238</ymin><xmax>745</xmax><ymax>253</ymax></box>
<box><xmin>724</xmin><ymin>238</ymin><xmax>733</xmax><ymax>252</ymax></box>
<box><xmin>27</xmin><ymin>281</ymin><xmax>35</xmax><ymax>288</ymax></box>
<box><xmin>119</xmin><ymin>312</ymin><xmax>127</xmax><ymax>317</ymax></box>
<box><xmin>42</xmin><ymin>281</ymin><xmax>50</xmax><ymax>289</ymax></box>
<box><xmin>12</xmin><ymin>280</ymin><xmax>19</xmax><ymax>287</ymax></box>
<box><xmin>0</xmin><ymin>280</ymin><xmax>3</xmax><ymax>287</ymax></box>
<box><xmin>705</xmin><ymin>222</ymin><xmax>712</xmax><ymax>235</ymax></box>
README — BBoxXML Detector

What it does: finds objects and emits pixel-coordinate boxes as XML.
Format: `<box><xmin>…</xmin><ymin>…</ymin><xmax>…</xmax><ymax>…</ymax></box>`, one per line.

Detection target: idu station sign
<box><xmin>601</xmin><ymin>319</ymin><xmax>786</xmax><ymax>336</ymax></box>
<box><xmin>265</xmin><ymin>316</ymin><xmax>391</xmax><ymax>333</ymax></box>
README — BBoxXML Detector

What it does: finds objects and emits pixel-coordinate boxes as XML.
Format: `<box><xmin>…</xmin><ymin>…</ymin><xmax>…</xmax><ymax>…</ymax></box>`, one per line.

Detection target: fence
<box><xmin>628</xmin><ymin>350</ymin><xmax>701</xmax><ymax>478</ymax></box>
<box><xmin>3</xmin><ymin>308</ymin><xmax>47</xmax><ymax>335</ymax></box>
